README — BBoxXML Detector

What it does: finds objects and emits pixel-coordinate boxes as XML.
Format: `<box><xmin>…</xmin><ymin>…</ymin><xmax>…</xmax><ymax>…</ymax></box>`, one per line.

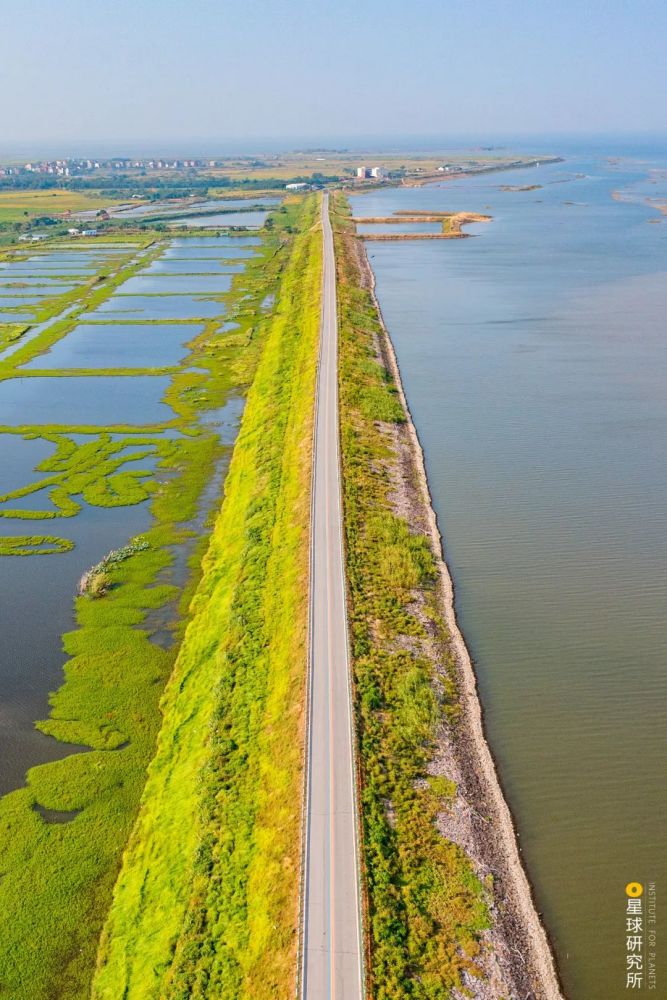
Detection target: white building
<box><xmin>286</xmin><ymin>182</ymin><xmax>309</xmax><ymax>191</ymax></box>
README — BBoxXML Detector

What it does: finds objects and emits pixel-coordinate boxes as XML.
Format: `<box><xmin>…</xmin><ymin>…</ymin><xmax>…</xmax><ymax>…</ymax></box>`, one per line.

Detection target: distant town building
<box><xmin>81</xmin><ymin>229</ymin><xmax>99</xmax><ymax>237</ymax></box>
<box><xmin>356</xmin><ymin>165</ymin><xmax>386</xmax><ymax>180</ymax></box>
<box><xmin>67</xmin><ymin>228</ymin><xmax>80</xmax><ymax>235</ymax></box>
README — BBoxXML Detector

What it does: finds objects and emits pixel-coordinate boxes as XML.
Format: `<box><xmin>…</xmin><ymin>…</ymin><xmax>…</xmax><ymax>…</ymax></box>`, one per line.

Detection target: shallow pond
<box><xmin>144</xmin><ymin>258</ymin><xmax>245</xmax><ymax>274</ymax></box>
<box><xmin>109</xmin><ymin>197</ymin><xmax>280</xmax><ymax>219</ymax></box>
<box><xmin>0</xmin><ymin>498</ymin><xmax>154</xmax><ymax>794</ymax></box>
<box><xmin>0</xmin><ymin>277</ymin><xmax>82</xmax><ymax>287</ymax></box>
<box><xmin>0</xmin><ymin>296</ymin><xmax>48</xmax><ymax>308</ymax></box>
<box><xmin>85</xmin><ymin>294</ymin><xmax>226</xmax><ymax>320</ymax></box>
<box><xmin>22</xmin><ymin>322</ymin><xmax>200</xmax><ymax>370</ymax></box>
<box><xmin>0</xmin><ymin>375</ymin><xmax>174</xmax><ymax>425</ymax></box>
<box><xmin>0</xmin><ymin>312</ymin><xmax>35</xmax><ymax>322</ymax></box>
<box><xmin>170</xmin><ymin>236</ymin><xmax>260</xmax><ymax>248</ymax></box>
<box><xmin>0</xmin><ymin>232</ymin><xmax>253</xmax><ymax>803</ymax></box>
<box><xmin>117</xmin><ymin>274</ymin><xmax>233</xmax><ymax>295</ymax></box>
<box><xmin>171</xmin><ymin>210</ymin><xmax>269</xmax><ymax>228</ymax></box>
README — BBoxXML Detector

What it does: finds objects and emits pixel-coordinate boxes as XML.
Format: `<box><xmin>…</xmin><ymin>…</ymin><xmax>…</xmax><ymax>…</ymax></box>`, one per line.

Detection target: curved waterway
<box><xmin>352</xmin><ymin>151</ymin><xmax>667</xmax><ymax>1000</ymax></box>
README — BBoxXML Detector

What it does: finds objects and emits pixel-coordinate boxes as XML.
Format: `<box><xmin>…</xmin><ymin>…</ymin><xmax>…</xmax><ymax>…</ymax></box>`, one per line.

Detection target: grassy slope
<box><xmin>92</xmin><ymin>196</ymin><xmax>320</xmax><ymax>999</ymax></box>
<box><xmin>0</xmin><ymin>217</ymin><xmax>292</xmax><ymax>998</ymax></box>
<box><xmin>333</xmin><ymin>194</ymin><xmax>491</xmax><ymax>999</ymax></box>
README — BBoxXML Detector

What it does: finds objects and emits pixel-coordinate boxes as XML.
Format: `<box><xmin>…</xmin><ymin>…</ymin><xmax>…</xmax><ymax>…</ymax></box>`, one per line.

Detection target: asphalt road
<box><xmin>300</xmin><ymin>194</ymin><xmax>364</xmax><ymax>1000</ymax></box>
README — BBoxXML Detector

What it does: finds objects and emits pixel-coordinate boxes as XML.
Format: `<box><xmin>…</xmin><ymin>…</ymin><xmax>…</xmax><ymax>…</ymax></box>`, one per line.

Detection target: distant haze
<box><xmin>1</xmin><ymin>0</ymin><xmax>666</xmax><ymax>150</ymax></box>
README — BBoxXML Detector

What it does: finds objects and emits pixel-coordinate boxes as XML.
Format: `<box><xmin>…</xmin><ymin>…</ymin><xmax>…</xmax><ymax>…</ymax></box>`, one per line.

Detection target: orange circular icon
<box><xmin>626</xmin><ymin>882</ymin><xmax>643</xmax><ymax>898</ymax></box>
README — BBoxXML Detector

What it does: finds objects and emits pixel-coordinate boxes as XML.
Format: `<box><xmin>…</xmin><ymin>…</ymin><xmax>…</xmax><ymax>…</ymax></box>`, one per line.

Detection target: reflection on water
<box><xmin>22</xmin><ymin>323</ymin><xmax>201</xmax><ymax>370</ymax></box>
<box><xmin>170</xmin><ymin>210</ymin><xmax>269</xmax><ymax>228</ymax></box>
<box><xmin>0</xmin><ymin>234</ymin><xmax>253</xmax><ymax>800</ymax></box>
<box><xmin>144</xmin><ymin>257</ymin><xmax>245</xmax><ymax>273</ymax></box>
<box><xmin>0</xmin><ymin>375</ymin><xmax>174</xmax><ymax>425</ymax></box>
<box><xmin>86</xmin><ymin>294</ymin><xmax>226</xmax><ymax>320</ymax></box>
<box><xmin>117</xmin><ymin>274</ymin><xmax>233</xmax><ymax>295</ymax></box>
<box><xmin>353</xmin><ymin>152</ymin><xmax>667</xmax><ymax>1000</ymax></box>
<box><xmin>0</xmin><ymin>498</ymin><xmax>153</xmax><ymax>794</ymax></box>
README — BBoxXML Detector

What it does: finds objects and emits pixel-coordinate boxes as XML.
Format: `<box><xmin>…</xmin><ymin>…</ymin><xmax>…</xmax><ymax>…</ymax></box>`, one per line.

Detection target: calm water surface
<box><xmin>170</xmin><ymin>210</ymin><xmax>268</xmax><ymax>228</ymax></box>
<box><xmin>0</xmin><ymin>236</ymin><xmax>252</xmax><ymax>796</ymax></box>
<box><xmin>87</xmin><ymin>294</ymin><xmax>225</xmax><ymax>320</ymax></box>
<box><xmin>22</xmin><ymin>322</ymin><xmax>200</xmax><ymax>370</ymax></box>
<box><xmin>118</xmin><ymin>274</ymin><xmax>233</xmax><ymax>295</ymax></box>
<box><xmin>352</xmin><ymin>152</ymin><xmax>667</xmax><ymax>1000</ymax></box>
<box><xmin>0</xmin><ymin>375</ymin><xmax>174</xmax><ymax>425</ymax></box>
<box><xmin>145</xmin><ymin>258</ymin><xmax>245</xmax><ymax>274</ymax></box>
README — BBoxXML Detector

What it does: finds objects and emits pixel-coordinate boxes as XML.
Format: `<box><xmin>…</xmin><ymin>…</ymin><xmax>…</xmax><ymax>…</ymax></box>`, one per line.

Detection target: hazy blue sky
<box><xmin>1</xmin><ymin>0</ymin><xmax>665</xmax><ymax>150</ymax></box>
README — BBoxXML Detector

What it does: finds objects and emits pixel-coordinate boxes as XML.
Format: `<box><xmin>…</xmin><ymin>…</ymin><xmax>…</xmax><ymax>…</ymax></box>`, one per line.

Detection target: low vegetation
<box><xmin>332</xmin><ymin>193</ymin><xmax>491</xmax><ymax>999</ymax></box>
<box><xmin>92</xmin><ymin>195</ymin><xmax>320</xmax><ymax>999</ymax></box>
<box><xmin>0</xmin><ymin>189</ymin><xmax>128</xmax><ymax>224</ymax></box>
<box><xmin>0</xmin><ymin>204</ymin><xmax>299</xmax><ymax>998</ymax></box>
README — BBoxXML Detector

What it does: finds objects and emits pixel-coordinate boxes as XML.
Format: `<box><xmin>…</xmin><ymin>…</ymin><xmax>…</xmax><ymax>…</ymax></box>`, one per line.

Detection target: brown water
<box><xmin>352</xmin><ymin>152</ymin><xmax>667</xmax><ymax>999</ymax></box>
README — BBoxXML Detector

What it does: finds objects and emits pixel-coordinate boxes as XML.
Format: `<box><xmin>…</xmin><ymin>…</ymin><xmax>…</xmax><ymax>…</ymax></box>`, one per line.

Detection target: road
<box><xmin>300</xmin><ymin>194</ymin><xmax>364</xmax><ymax>1000</ymax></box>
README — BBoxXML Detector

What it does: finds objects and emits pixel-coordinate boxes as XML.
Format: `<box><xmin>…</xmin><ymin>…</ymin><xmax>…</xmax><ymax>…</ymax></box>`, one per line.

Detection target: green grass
<box><xmin>92</xmin><ymin>195</ymin><xmax>321</xmax><ymax>1000</ymax></box>
<box><xmin>332</xmin><ymin>193</ymin><xmax>491</xmax><ymax>999</ymax></box>
<box><xmin>0</xmin><ymin>189</ymin><xmax>130</xmax><ymax>224</ymax></box>
<box><xmin>0</xmin><ymin>207</ymin><xmax>300</xmax><ymax>998</ymax></box>
<box><xmin>0</xmin><ymin>323</ymin><xmax>28</xmax><ymax>349</ymax></box>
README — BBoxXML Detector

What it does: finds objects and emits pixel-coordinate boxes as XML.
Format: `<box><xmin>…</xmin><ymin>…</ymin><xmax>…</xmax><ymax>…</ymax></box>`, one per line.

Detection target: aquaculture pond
<box><xmin>108</xmin><ymin>196</ymin><xmax>281</xmax><ymax>219</ymax></box>
<box><xmin>352</xmin><ymin>148</ymin><xmax>667</xmax><ymax>1000</ymax></box>
<box><xmin>0</xmin><ymin>200</ymin><xmax>302</xmax><ymax>1000</ymax></box>
<box><xmin>170</xmin><ymin>209</ymin><xmax>270</xmax><ymax>228</ymax></box>
<box><xmin>0</xmin><ymin>230</ymin><xmax>261</xmax><ymax>795</ymax></box>
<box><xmin>0</xmin><ymin>294</ymin><xmax>70</xmax><ymax>308</ymax></box>
<box><xmin>118</xmin><ymin>273</ymin><xmax>233</xmax><ymax>295</ymax></box>
<box><xmin>84</xmin><ymin>293</ymin><xmax>227</xmax><ymax>320</ymax></box>
<box><xmin>22</xmin><ymin>323</ymin><xmax>199</xmax><ymax>370</ymax></box>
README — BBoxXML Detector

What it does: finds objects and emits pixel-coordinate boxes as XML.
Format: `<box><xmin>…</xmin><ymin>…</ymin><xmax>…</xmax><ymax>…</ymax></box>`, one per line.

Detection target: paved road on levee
<box><xmin>301</xmin><ymin>194</ymin><xmax>364</xmax><ymax>1000</ymax></box>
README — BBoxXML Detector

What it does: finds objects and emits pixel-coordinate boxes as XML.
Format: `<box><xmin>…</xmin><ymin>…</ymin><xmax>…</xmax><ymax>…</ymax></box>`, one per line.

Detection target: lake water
<box><xmin>352</xmin><ymin>151</ymin><xmax>667</xmax><ymax>1000</ymax></box>
<box><xmin>356</xmin><ymin>220</ymin><xmax>443</xmax><ymax>234</ymax></box>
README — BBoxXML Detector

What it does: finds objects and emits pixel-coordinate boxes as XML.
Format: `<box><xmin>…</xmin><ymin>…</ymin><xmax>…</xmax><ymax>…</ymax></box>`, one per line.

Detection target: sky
<box><xmin>1</xmin><ymin>0</ymin><xmax>665</xmax><ymax>152</ymax></box>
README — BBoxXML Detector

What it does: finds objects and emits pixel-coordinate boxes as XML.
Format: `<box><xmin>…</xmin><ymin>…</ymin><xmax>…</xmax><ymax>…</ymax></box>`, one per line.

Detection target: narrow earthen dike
<box><xmin>354</xmin><ymin>211</ymin><xmax>492</xmax><ymax>239</ymax></box>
